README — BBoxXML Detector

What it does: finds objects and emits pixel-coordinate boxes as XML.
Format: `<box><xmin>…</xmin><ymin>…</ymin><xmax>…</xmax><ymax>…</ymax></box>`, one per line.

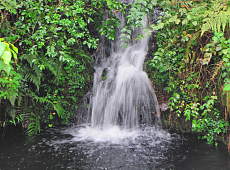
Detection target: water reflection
<box><xmin>0</xmin><ymin>125</ymin><xmax>229</xmax><ymax>170</ymax></box>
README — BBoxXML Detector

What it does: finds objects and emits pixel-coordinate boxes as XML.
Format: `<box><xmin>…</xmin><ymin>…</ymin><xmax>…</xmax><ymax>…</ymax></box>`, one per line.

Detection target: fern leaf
<box><xmin>54</xmin><ymin>103</ymin><xmax>65</xmax><ymax>118</ymax></box>
<box><xmin>40</xmin><ymin>57</ymin><xmax>58</xmax><ymax>77</ymax></box>
<box><xmin>191</xmin><ymin>3</ymin><xmax>208</xmax><ymax>15</ymax></box>
<box><xmin>201</xmin><ymin>23</ymin><xmax>211</xmax><ymax>36</ymax></box>
<box><xmin>221</xmin><ymin>9</ymin><xmax>230</xmax><ymax>33</ymax></box>
<box><xmin>209</xmin><ymin>17</ymin><xmax>215</xmax><ymax>32</ymax></box>
<box><xmin>30</xmin><ymin>93</ymin><xmax>53</xmax><ymax>105</ymax></box>
<box><xmin>217</xmin><ymin>16</ymin><xmax>221</xmax><ymax>33</ymax></box>
<box><xmin>8</xmin><ymin>92</ymin><xmax>17</xmax><ymax>106</ymax></box>
<box><xmin>22</xmin><ymin>54</ymin><xmax>36</xmax><ymax>67</ymax></box>
<box><xmin>33</xmin><ymin>65</ymin><xmax>42</xmax><ymax>79</ymax></box>
<box><xmin>25</xmin><ymin>72</ymin><xmax>41</xmax><ymax>89</ymax></box>
<box><xmin>184</xmin><ymin>31</ymin><xmax>200</xmax><ymax>62</ymax></box>
<box><xmin>27</xmin><ymin>112</ymin><xmax>40</xmax><ymax>136</ymax></box>
<box><xmin>201</xmin><ymin>1</ymin><xmax>230</xmax><ymax>36</ymax></box>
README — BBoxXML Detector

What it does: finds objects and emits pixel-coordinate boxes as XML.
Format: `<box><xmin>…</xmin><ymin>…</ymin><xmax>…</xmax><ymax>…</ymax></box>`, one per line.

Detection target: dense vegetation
<box><xmin>1</xmin><ymin>0</ymin><xmax>230</xmax><ymax>146</ymax></box>
<box><xmin>0</xmin><ymin>0</ymin><xmax>126</xmax><ymax>135</ymax></box>
<box><xmin>147</xmin><ymin>0</ymin><xmax>230</xmax><ymax>145</ymax></box>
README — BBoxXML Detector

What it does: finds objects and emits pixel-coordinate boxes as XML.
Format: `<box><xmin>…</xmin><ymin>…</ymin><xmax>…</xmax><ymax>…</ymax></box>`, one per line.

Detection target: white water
<box><xmin>56</xmin><ymin>125</ymin><xmax>171</xmax><ymax>144</ymax></box>
<box><xmin>76</xmin><ymin>14</ymin><xmax>161</xmax><ymax>142</ymax></box>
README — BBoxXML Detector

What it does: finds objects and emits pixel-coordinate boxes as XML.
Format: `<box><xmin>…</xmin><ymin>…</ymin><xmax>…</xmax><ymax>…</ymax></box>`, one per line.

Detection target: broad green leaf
<box><xmin>1</xmin><ymin>51</ymin><xmax>12</xmax><ymax>65</ymax></box>
<box><xmin>152</xmin><ymin>0</ymin><xmax>157</xmax><ymax>5</ymax></box>
<box><xmin>0</xmin><ymin>42</ymin><xmax>6</xmax><ymax>56</ymax></box>
<box><xmin>11</xmin><ymin>50</ymin><xmax>17</xmax><ymax>59</ymax></box>
<box><xmin>192</xmin><ymin>21</ymin><xmax>197</xmax><ymax>26</ymax></box>
<box><xmin>182</xmin><ymin>19</ymin><xmax>188</xmax><ymax>25</ymax></box>
<box><xmin>223</xmin><ymin>83</ymin><xmax>230</xmax><ymax>91</ymax></box>
<box><xmin>222</xmin><ymin>49</ymin><xmax>229</xmax><ymax>55</ymax></box>
<box><xmin>192</xmin><ymin>119</ymin><xmax>197</xmax><ymax>128</ymax></box>
<box><xmin>142</xmin><ymin>1</ymin><xmax>147</xmax><ymax>6</ymax></box>
<box><xmin>148</xmin><ymin>3</ymin><xmax>153</xmax><ymax>9</ymax></box>
<box><xmin>175</xmin><ymin>19</ymin><xmax>181</xmax><ymax>25</ymax></box>
<box><xmin>158</xmin><ymin>23</ymin><xmax>164</xmax><ymax>29</ymax></box>
<box><xmin>4</xmin><ymin>43</ymin><xmax>10</xmax><ymax>51</ymax></box>
<box><xmin>11</xmin><ymin>44</ymin><xmax>18</xmax><ymax>54</ymax></box>
<box><xmin>0</xmin><ymin>60</ymin><xmax>4</xmax><ymax>70</ymax></box>
<box><xmin>216</xmin><ymin>44</ymin><xmax>222</xmax><ymax>51</ymax></box>
<box><xmin>107</xmin><ymin>0</ymin><xmax>112</xmax><ymax>6</ymax></box>
<box><xmin>9</xmin><ymin>93</ymin><xmax>17</xmax><ymax>106</ymax></box>
<box><xmin>2</xmin><ymin>63</ymin><xmax>11</xmax><ymax>74</ymax></box>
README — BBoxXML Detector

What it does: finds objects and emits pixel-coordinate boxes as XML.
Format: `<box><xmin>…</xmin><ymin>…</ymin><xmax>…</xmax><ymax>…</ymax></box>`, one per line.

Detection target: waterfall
<box><xmin>90</xmin><ymin>13</ymin><xmax>160</xmax><ymax>130</ymax></box>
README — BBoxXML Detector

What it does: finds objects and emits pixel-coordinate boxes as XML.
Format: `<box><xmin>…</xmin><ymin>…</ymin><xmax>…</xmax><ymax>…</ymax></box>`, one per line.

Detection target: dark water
<box><xmin>0</xmin><ymin>125</ymin><xmax>229</xmax><ymax>170</ymax></box>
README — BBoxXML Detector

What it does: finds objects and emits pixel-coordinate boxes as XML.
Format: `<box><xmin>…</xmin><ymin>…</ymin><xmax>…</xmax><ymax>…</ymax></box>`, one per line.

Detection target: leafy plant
<box><xmin>0</xmin><ymin>0</ymin><xmax>142</xmax><ymax>135</ymax></box>
<box><xmin>200</xmin><ymin>0</ymin><xmax>230</xmax><ymax>36</ymax></box>
<box><xmin>27</xmin><ymin>112</ymin><xmax>40</xmax><ymax>136</ymax></box>
<box><xmin>147</xmin><ymin>0</ymin><xmax>230</xmax><ymax>144</ymax></box>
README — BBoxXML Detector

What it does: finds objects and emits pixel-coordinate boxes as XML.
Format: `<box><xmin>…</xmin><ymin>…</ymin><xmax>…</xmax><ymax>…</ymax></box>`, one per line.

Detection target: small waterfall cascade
<box><xmin>90</xmin><ymin>13</ymin><xmax>160</xmax><ymax>131</ymax></box>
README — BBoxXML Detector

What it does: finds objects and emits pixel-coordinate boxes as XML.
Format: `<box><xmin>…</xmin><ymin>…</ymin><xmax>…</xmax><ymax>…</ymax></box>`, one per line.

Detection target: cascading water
<box><xmin>73</xmin><ymin>12</ymin><xmax>161</xmax><ymax>142</ymax></box>
<box><xmin>91</xmin><ymin>16</ymin><xmax>160</xmax><ymax>130</ymax></box>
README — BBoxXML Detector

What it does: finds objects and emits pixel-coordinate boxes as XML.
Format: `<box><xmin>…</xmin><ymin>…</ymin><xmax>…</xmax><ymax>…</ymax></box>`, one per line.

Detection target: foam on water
<box><xmin>73</xmin><ymin>126</ymin><xmax>137</xmax><ymax>143</ymax></box>
<box><xmin>54</xmin><ymin>125</ymin><xmax>172</xmax><ymax>146</ymax></box>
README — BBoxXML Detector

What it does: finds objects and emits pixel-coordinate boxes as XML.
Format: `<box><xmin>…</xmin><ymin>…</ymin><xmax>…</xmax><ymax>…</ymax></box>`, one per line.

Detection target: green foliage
<box><xmin>200</xmin><ymin>0</ymin><xmax>230</xmax><ymax>36</ymax></box>
<box><xmin>0</xmin><ymin>39</ymin><xmax>20</xmax><ymax>106</ymax></box>
<box><xmin>0</xmin><ymin>0</ymin><xmax>145</xmax><ymax>135</ymax></box>
<box><xmin>147</xmin><ymin>0</ymin><xmax>230</xmax><ymax>144</ymax></box>
<box><xmin>96</xmin><ymin>0</ymin><xmax>125</xmax><ymax>40</ymax></box>
<box><xmin>14</xmin><ymin>0</ymin><xmax>91</xmax><ymax>132</ymax></box>
<box><xmin>0</xmin><ymin>39</ymin><xmax>21</xmax><ymax>128</ymax></box>
<box><xmin>0</xmin><ymin>0</ymin><xmax>95</xmax><ymax>133</ymax></box>
<box><xmin>169</xmin><ymin>92</ymin><xmax>228</xmax><ymax>145</ymax></box>
<box><xmin>0</xmin><ymin>0</ymin><xmax>20</xmax><ymax>14</ymax></box>
<box><xmin>0</xmin><ymin>39</ymin><xmax>18</xmax><ymax>74</ymax></box>
<box><xmin>27</xmin><ymin>112</ymin><xmax>40</xmax><ymax>136</ymax></box>
<box><xmin>119</xmin><ymin>0</ymin><xmax>158</xmax><ymax>48</ymax></box>
<box><xmin>191</xmin><ymin>96</ymin><xmax>228</xmax><ymax>145</ymax></box>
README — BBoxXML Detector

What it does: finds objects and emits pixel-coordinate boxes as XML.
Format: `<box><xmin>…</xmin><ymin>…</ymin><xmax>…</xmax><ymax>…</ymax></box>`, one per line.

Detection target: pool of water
<box><xmin>0</xmin><ymin>124</ymin><xmax>229</xmax><ymax>170</ymax></box>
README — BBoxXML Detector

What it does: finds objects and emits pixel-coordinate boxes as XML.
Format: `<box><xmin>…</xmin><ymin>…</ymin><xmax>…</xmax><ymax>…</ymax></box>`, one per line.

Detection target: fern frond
<box><xmin>33</xmin><ymin>64</ymin><xmax>42</xmax><ymax>79</ymax></box>
<box><xmin>54</xmin><ymin>103</ymin><xmax>65</xmax><ymax>118</ymax></box>
<box><xmin>184</xmin><ymin>31</ymin><xmax>200</xmax><ymax>63</ymax></box>
<box><xmin>220</xmin><ymin>9</ymin><xmax>230</xmax><ymax>33</ymax></box>
<box><xmin>22</xmin><ymin>54</ymin><xmax>37</xmax><ymax>67</ymax></box>
<box><xmin>30</xmin><ymin>92</ymin><xmax>53</xmax><ymax>105</ymax></box>
<box><xmin>27</xmin><ymin>112</ymin><xmax>40</xmax><ymax>136</ymax></box>
<box><xmin>201</xmin><ymin>23</ymin><xmax>210</xmax><ymax>35</ymax></box>
<box><xmin>7</xmin><ymin>92</ymin><xmax>17</xmax><ymax>106</ymax></box>
<box><xmin>201</xmin><ymin>2</ymin><xmax>230</xmax><ymax>36</ymax></box>
<box><xmin>40</xmin><ymin>57</ymin><xmax>59</xmax><ymax>78</ymax></box>
<box><xmin>29</xmin><ymin>93</ymin><xmax>66</xmax><ymax>122</ymax></box>
<box><xmin>25</xmin><ymin>72</ymin><xmax>41</xmax><ymax>89</ymax></box>
<box><xmin>22</xmin><ymin>54</ymin><xmax>42</xmax><ymax>90</ymax></box>
<box><xmin>17</xmin><ymin>91</ymin><xmax>23</xmax><ymax>106</ymax></box>
<box><xmin>191</xmin><ymin>2</ymin><xmax>208</xmax><ymax>15</ymax></box>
